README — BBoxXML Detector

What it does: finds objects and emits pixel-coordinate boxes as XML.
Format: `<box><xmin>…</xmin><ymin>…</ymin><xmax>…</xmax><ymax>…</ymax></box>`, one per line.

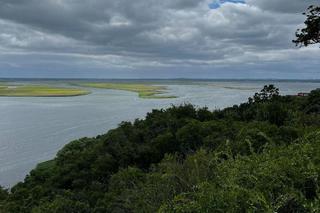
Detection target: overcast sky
<box><xmin>0</xmin><ymin>0</ymin><xmax>319</xmax><ymax>79</ymax></box>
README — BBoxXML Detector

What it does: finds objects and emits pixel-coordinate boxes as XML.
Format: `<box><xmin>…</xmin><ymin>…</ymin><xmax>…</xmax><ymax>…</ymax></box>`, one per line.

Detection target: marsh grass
<box><xmin>78</xmin><ymin>83</ymin><xmax>177</xmax><ymax>99</ymax></box>
<box><xmin>0</xmin><ymin>85</ymin><xmax>90</xmax><ymax>97</ymax></box>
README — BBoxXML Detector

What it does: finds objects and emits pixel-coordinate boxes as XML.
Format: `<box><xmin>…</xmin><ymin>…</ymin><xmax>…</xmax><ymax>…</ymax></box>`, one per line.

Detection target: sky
<box><xmin>0</xmin><ymin>0</ymin><xmax>319</xmax><ymax>79</ymax></box>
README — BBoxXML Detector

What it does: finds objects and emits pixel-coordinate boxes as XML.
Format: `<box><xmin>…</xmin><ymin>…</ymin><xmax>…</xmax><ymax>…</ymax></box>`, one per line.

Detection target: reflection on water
<box><xmin>0</xmin><ymin>80</ymin><xmax>319</xmax><ymax>187</ymax></box>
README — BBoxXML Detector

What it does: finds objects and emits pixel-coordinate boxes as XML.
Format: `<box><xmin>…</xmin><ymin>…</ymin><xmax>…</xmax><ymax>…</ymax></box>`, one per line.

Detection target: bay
<box><xmin>0</xmin><ymin>80</ymin><xmax>319</xmax><ymax>187</ymax></box>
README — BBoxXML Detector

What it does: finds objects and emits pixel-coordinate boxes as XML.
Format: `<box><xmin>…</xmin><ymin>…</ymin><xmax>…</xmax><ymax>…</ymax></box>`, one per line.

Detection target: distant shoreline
<box><xmin>1</xmin><ymin>78</ymin><xmax>320</xmax><ymax>83</ymax></box>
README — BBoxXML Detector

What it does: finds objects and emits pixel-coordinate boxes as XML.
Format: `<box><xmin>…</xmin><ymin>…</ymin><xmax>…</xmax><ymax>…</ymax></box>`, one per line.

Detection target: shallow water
<box><xmin>0</xmin><ymin>80</ymin><xmax>319</xmax><ymax>187</ymax></box>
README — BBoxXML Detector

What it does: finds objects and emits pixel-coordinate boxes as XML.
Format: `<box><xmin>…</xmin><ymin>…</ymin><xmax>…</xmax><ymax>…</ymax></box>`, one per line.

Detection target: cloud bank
<box><xmin>0</xmin><ymin>0</ymin><xmax>319</xmax><ymax>78</ymax></box>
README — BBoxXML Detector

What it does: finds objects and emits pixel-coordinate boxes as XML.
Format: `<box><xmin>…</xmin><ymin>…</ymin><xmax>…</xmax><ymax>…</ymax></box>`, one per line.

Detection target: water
<box><xmin>0</xmin><ymin>80</ymin><xmax>319</xmax><ymax>187</ymax></box>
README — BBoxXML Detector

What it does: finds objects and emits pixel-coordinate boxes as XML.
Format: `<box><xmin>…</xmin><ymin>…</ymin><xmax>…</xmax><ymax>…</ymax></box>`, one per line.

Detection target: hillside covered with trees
<box><xmin>0</xmin><ymin>85</ymin><xmax>319</xmax><ymax>212</ymax></box>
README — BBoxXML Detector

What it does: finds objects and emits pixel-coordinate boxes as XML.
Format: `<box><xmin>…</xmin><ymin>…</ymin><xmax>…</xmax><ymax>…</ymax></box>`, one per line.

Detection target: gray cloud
<box><xmin>247</xmin><ymin>0</ymin><xmax>319</xmax><ymax>13</ymax></box>
<box><xmin>0</xmin><ymin>0</ymin><xmax>319</xmax><ymax>78</ymax></box>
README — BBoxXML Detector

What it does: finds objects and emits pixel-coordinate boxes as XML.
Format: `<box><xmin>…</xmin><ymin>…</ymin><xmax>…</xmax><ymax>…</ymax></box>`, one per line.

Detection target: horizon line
<box><xmin>0</xmin><ymin>77</ymin><xmax>320</xmax><ymax>82</ymax></box>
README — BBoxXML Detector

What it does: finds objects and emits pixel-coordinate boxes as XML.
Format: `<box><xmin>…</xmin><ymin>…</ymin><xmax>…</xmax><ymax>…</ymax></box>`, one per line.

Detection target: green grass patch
<box><xmin>0</xmin><ymin>85</ymin><xmax>90</xmax><ymax>97</ymax></box>
<box><xmin>78</xmin><ymin>83</ymin><xmax>177</xmax><ymax>99</ymax></box>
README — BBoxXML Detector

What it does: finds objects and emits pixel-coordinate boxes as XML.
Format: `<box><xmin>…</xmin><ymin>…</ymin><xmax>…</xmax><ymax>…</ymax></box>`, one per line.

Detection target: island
<box><xmin>77</xmin><ymin>82</ymin><xmax>177</xmax><ymax>99</ymax></box>
<box><xmin>0</xmin><ymin>84</ymin><xmax>90</xmax><ymax>97</ymax></box>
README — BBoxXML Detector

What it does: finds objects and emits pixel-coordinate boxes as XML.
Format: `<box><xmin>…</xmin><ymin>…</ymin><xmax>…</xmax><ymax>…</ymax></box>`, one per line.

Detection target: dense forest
<box><xmin>0</xmin><ymin>85</ymin><xmax>319</xmax><ymax>212</ymax></box>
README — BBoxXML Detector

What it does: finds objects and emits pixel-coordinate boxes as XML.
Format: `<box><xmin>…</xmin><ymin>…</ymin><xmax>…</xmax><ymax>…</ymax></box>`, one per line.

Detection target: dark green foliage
<box><xmin>0</xmin><ymin>186</ymin><xmax>8</xmax><ymax>211</ymax></box>
<box><xmin>305</xmin><ymin>88</ymin><xmax>320</xmax><ymax>114</ymax></box>
<box><xmin>159</xmin><ymin>136</ymin><xmax>320</xmax><ymax>212</ymax></box>
<box><xmin>293</xmin><ymin>5</ymin><xmax>320</xmax><ymax>47</ymax></box>
<box><xmin>32</xmin><ymin>195</ymin><xmax>91</xmax><ymax>213</ymax></box>
<box><xmin>0</xmin><ymin>86</ymin><xmax>319</xmax><ymax>212</ymax></box>
<box><xmin>253</xmin><ymin>84</ymin><xmax>280</xmax><ymax>102</ymax></box>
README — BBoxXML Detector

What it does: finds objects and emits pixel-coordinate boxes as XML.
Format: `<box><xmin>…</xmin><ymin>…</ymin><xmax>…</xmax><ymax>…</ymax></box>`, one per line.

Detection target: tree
<box><xmin>304</xmin><ymin>88</ymin><xmax>320</xmax><ymax>114</ymax></box>
<box><xmin>293</xmin><ymin>5</ymin><xmax>320</xmax><ymax>46</ymax></box>
<box><xmin>253</xmin><ymin>85</ymin><xmax>279</xmax><ymax>102</ymax></box>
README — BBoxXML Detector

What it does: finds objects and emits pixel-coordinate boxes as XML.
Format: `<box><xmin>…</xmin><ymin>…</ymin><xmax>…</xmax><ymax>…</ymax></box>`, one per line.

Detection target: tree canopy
<box><xmin>0</xmin><ymin>85</ymin><xmax>319</xmax><ymax>212</ymax></box>
<box><xmin>293</xmin><ymin>5</ymin><xmax>320</xmax><ymax>46</ymax></box>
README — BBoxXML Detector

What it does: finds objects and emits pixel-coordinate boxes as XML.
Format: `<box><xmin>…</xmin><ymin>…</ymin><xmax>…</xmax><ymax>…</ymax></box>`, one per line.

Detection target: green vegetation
<box><xmin>0</xmin><ymin>85</ymin><xmax>90</xmax><ymax>97</ymax></box>
<box><xmin>0</xmin><ymin>85</ymin><xmax>320</xmax><ymax>212</ymax></box>
<box><xmin>78</xmin><ymin>83</ymin><xmax>177</xmax><ymax>99</ymax></box>
<box><xmin>293</xmin><ymin>5</ymin><xmax>320</xmax><ymax>46</ymax></box>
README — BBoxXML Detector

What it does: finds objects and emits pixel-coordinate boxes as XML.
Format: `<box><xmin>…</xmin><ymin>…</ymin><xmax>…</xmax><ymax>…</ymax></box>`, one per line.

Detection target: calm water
<box><xmin>0</xmin><ymin>80</ymin><xmax>319</xmax><ymax>187</ymax></box>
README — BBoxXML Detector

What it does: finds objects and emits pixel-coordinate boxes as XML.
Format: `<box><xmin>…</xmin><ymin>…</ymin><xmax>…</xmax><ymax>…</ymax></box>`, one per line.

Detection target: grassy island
<box><xmin>78</xmin><ymin>83</ymin><xmax>177</xmax><ymax>99</ymax></box>
<box><xmin>0</xmin><ymin>85</ymin><xmax>90</xmax><ymax>97</ymax></box>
